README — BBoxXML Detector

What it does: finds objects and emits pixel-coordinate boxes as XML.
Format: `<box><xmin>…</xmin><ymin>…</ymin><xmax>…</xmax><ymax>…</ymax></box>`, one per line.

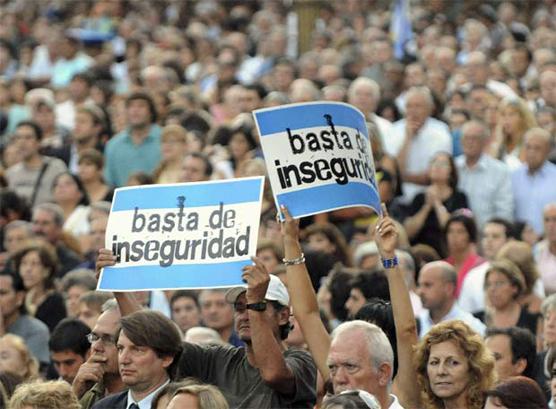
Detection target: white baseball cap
<box><xmin>225</xmin><ymin>274</ymin><xmax>289</xmax><ymax>306</ymax></box>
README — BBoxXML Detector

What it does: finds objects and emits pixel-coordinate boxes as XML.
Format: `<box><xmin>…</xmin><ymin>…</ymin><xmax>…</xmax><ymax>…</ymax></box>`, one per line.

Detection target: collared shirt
<box><xmin>389</xmin><ymin>394</ymin><xmax>405</xmax><ymax>409</ymax></box>
<box><xmin>384</xmin><ymin>117</ymin><xmax>452</xmax><ymax>204</ymax></box>
<box><xmin>512</xmin><ymin>161</ymin><xmax>556</xmax><ymax>234</ymax></box>
<box><xmin>456</xmin><ymin>154</ymin><xmax>514</xmax><ymax>228</ymax></box>
<box><xmin>534</xmin><ymin>240</ymin><xmax>556</xmax><ymax>295</ymax></box>
<box><xmin>126</xmin><ymin>380</ymin><xmax>169</xmax><ymax>409</ymax></box>
<box><xmin>418</xmin><ymin>303</ymin><xmax>486</xmax><ymax>338</ymax></box>
<box><xmin>104</xmin><ymin>124</ymin><xmax>161</xmax><ymax>187</ymax></box>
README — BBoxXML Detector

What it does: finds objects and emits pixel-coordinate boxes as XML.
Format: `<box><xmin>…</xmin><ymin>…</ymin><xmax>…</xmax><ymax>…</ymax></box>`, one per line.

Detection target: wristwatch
<box><xmin>246</xmin><ymin>301</ymin><xmax>267</xmax><ymax>311</ymax></box>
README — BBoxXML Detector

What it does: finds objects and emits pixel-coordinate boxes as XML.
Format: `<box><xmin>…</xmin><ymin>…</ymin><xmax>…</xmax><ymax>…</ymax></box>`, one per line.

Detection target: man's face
<box><xmin>0</xmin><ymin>275</ymin><xmax>22</xmax><ymax>320</ymax></box>
<box><xmin>232</xmin><ymin>293</ymin><xmax>287</xmax><ymax>343</ymax></box>
<box><xmin>405</xmin><ymin>93</ymin><xmax>429</xmax><ymax>126</ymax></box>
<box><xmin>32</xmin><ymin>104</ymin><xmax>56</xmax><ymax>132</ymax></box>
<box><xmin>78</xmin><ymin>302</ymin><xmax>101</xmax><ymax>330</ymax></box>
<box><xmin>90</xmin><ymin>309</ymin><xmax>121</xmax><ymax>376</ymax></box>
<box><xmin>540</xmin><ymin>71</ymin><xmax>556</xmax><ymax>107</ymax></box>
<box><xmin>13</xmin><ymin>125</ymin><xmax>40</xmax><ymax>161</ymax></box>
<box><xmin>348</xmin><ymin>84</ymin><xmax>376</xmax><ymax>115</ymax></box>
<box><xmin>73</xmin><ymin>112</ymin><xmax>99</xmax><ymax>143</ymax></box>
<box><xmin>171</xmin><ymin>296</ymin><xmax>200</xmax><ymax>333</ymax></box>
<box><xmin>256</xmin><ymin>248</ymin><xmax>279</xmax><ymax>274</ymax></box>
<box><xmin>345</xmin><ymin>288</ymin><xmax>366</xmax><ymax>319</ymax></box>
<box><xmin>544</xmin><ymin>308</ymin><xmax>556</xmax><ymax>347</ymax></box>
<box><xmin>461</xmin><ymin>123</ymin><xmax>486</xmax><ymax>159</ymax></box>
<box><xmin>52</xmin><ymin>349</ymin><xmax>86</xmax><ymax>384</ymax></box>
<box><xmin>543</xmin><ymin>206</ymin><xmax>556</xmax><ymax>243</ymax></box>
<box><xmin>66</xmin><ymin>285</ymin><xmax>88</xmax><ymax>318</ymax></box>
<box><xmin>327</xmin><ymin>329</ymin><xmax>384</xmax><ymax>395</ymax></box>
<box><xmin>199</xmin><ymin>291</ymin><xmax>233</xmax><ymax>333</ymax></box>
<box><xmin>524</xmin><ymin>133</ymin><xmax>549</xmax><ymax>171</ymax></box>
<box><xmin>485</xmin><ymin>334</ymin><xmax>523</xmax><ymax>380</ymax></box>
<box><xmin>32</xmin><ymin>209</ymin><xmax>60</xmax><ymax>244</ymax></box>
<box><xmin>117</xmin><ymin>331</ymin><xmax>172</xmax><ymax>390</ymax></box>
<box><xmin>89</xmin><ymin>217</ymin><xmax>107</xmax><ymax>253</ymax></box>
<box><xmin>239</xmin><ymin>89</ymin><xmax>261</xmax><ymax>113</ymax></box>
<box><xmin>482</xmin><ymin>223</ymin><xmax>508</xmax><ymax>260</ymax></box>
<box><xmin>417</xmin><ymin>266</ymin><xmax>450</xmax><ymax>311</ymax></box>
<box><xmin>126</xmin><ymin>99</ymin><xmax>151</xmax><ymax>128</ymax></box>
<box><xmin>4</xmin><ymin>227</ymin><xmax>29</xmax><ymax>255</ymax></box>
<box><xmin>181</xmin><ymin>156</ymin><xmax>208</xmax><ymax>183</ymax></box>
<box><xmin>446</xmin><ymin>222</ymin><xmax>470</xmax><ymax>253</ymax></box>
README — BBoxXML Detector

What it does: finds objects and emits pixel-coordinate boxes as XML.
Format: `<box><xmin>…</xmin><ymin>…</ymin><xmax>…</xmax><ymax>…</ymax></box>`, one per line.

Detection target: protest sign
<box><xmin>253</xmin><ymin>102</ymin><xmax>381</xmax><ymax>219</ymax></box>
<box><xmin>98</xmin><ymin>177</ymin><xmax>264</xmax><ymax>291</ymax></box>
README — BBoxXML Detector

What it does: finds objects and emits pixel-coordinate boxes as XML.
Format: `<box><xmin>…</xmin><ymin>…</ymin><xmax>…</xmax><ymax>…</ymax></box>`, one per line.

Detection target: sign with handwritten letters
<box><xmin>253</xmin><ymin>102</ymin><xmax>381</xmax><ymax>220</ymax></box>
<box><xmin>98</xmin><ymin>177</ymin><xmax>264</xmax><ymax>291</ymax></box>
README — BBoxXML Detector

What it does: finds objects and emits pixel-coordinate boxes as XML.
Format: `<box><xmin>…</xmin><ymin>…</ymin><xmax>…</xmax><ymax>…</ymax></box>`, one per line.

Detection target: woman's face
<box><xmin>66</xmin><ymin>285</ymin><xmax>89</xmax><ymax>318</ymax></box>
<box><xmin>427</xmin><ymin>340</ymin><xmax>471</xmax><ymax>402</ymax></box>
<box><xmin>171</xmin><ymin>296</ymin><xmax>200</xmax><ymax>333</ymax></box>
<box><xmin>78</xmin><ymin>160</ymin><xmax>100</xmax><ymax>183</ymax></box>
<box><xmin>446</xmin><ymin>221</ymin><xmax>471</xmax><ymax>253</ymax></box>
<box><xmin>485</xmin><ymin>270</ymin><xmax>518</xmax><ymax>310</ymax></box>
<box><xmin>307</xmin><ymin>232</ymin><xmax>335</xmax><ymax>255</ymax></box>
<box><xmin>229</xmin><ymin>132</ymin><xmax>251</xmax><ymax>160</ymax></box>
<box><xmin>0</xmin><ymin>340</ymin><xmax>26</xmax><ymax>377</ymax></box>
<box><xmin>544</xmin><ymin>308</ymin><xmax>556</xmax><ymax>347</ymax></box>
<box><xmin>500</xmin><ymin>106</ymin><xmax>522</xmax><ymax>136</ymax></box>
<box><xmin>429</xmin><ymin>154</ymin><xmax>452</xmax><ymax>184</ymax></box>
<box><xmin>19</xmin><ymin>250</ymin><xmax>49</xmax><ymax>290</ymax></box>
<box><xmin>161</xmin><ymin>135</ymin><xmax>187</xmax><ymax>161</ymax></box>
<box><xmin>53</xmin><ymin>174</ymin><xmax>82</xmax><ymax>204</ymax></box>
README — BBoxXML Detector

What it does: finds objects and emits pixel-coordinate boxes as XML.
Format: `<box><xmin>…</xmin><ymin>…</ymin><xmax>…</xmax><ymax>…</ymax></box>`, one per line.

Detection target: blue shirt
<box><xmin>104</xmin><ymin>124</ymin><xmax>162</xmax><ymax>187</ymax></box>
<box><xmin>512</xmin><ymin>161</ymin><xmax>556</xmax><ymax>235</ymax></box>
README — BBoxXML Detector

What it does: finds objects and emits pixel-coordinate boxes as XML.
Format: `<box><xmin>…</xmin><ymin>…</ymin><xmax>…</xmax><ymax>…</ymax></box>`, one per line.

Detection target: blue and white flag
<box><xmin>98</xmin><ymin>177</ymin><xmax>264</xmax><ymax>291</ymax></box>
<box><xmin>253</xmin><ymin>102</ymin><xmax>381</xmax><ymax>220</ymax></box>
<box><xmin>390</xmin><ymin>0</ymin><xmax>413</xmax><ymax>60</ymax></box>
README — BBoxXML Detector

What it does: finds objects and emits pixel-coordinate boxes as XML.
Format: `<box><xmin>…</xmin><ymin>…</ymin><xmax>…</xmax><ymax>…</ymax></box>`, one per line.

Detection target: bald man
<box><xmin>512</xmin><ymin>128</ymin><xmax>556</xmax><ymax>235</ymax></box>
<box><xmin>416</xmin><ymin>261</ymin><xmax>486</xmax><ymax>338</ymax></box>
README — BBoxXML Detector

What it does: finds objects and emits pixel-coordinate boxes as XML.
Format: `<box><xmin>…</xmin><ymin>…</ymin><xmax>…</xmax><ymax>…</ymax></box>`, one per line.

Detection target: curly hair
<box><xmin>9</xmin><ymin>380</ymin><xmax>80</xmax><ymax>409</ymax></box>
<box><xmin>414</xmin><ymin>320</ymin><xmax>496</xmax><ymax>409</ymax></box>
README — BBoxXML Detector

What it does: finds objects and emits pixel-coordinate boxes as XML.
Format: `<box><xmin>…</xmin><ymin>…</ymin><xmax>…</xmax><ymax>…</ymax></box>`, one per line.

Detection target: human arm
<box><xmin>403</xmin><ymin>193</ymin><xmax>432</xmax><ymax>239</ymax></box>
<box><xmin>72</xmin><ymin>352</ymin><xmax>106</xmax><ymax>398</ymax></box>
<box><xmin>242</xmin><ymin>257</ymin><xmax>296</xmax><ymax>394</ymax></box>
<box><xmin>95</xmin><ymin>249</ymin><xmax>142</xmax><ymax>316</ymax></box>
<box><xmin>376</xmin><ymin>204</ymin><xmax>421</xmax><ymax>408</ymax></box>
<box><xmin>281</xmin><ymin>205</ymin><xmax>331</xmax><ymax>380</ymax></box>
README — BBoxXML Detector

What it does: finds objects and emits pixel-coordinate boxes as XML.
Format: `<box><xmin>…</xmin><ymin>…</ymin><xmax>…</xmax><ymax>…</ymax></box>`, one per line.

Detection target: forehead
<box><xmin>0</xmin><ymin>275</ymin><xmax>14</xmax><ymax>290</ymax></box>
<box><xmin>485</xmin><ymin>334</ymin><xmax>511</xmax><ymax>352</ymax></box>
<box><xmin>544</xmin><ymin>206</ymin><xmax>556</xmax><ymax>218</ymax></box>
<box><xmin>199</xmin><ymin>290</ymin><xmax>226</xmax><ymax>303</ymax></box>
<box><xmin>429</xmin><ymin>340</ymin><xmax>465</xmax><ymax>358</ymax></box>
<box><xmin>484</xmin><ymin>223</ymin><xmax>505</xmax><ymax>235</ymax></box>
<box><xmin>32</xmin><ymin>209</ymin><xmax>54</xmax><ymax>222</ymax></box>
<box><xmin>419</xmin><ymin>266</ymin><xmax>441</xmax><ymax>281</ymax></box>
<box><xmin>329</xmin><ymin>330</ymin><xmax>369</xmax><ymax>361</ymax></box>
<box><xmin>94</xmin><ymin>310</ymin><xmax>120</xmax><ymax>333</ymax></box>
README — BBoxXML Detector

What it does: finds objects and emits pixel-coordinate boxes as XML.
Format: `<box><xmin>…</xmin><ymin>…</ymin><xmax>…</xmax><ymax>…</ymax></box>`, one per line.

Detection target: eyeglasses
<box><xmin>87</xmin><ymin>332</ymin><xmax>117</xmax><ymax>345</ymax></box>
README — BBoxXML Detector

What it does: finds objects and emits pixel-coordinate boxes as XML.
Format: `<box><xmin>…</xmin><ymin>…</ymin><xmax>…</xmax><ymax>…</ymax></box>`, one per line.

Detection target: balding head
<box><xmin>417</xmin><ymin>261</ymin><xmax>457</xmax><ymax>313</ymax></box>
<box><xmin>540</xmin><ymin>70</ymin><xmax>556</xmax><ymax>107</ymax></box>
<box><xmin>524</xmin><ymin>127</ymin><xmax>551</xmax><ymax>171</ymax></box>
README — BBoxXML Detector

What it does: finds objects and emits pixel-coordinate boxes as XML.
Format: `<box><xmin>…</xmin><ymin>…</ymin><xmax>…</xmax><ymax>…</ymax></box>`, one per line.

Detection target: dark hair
<box><xmin>0</xmin><ymin>190</ymin><xmax>30</xmax><ymax>221</ymax></box>
<box><xmin>0</xmin><ymin>271</ymin><xmax>26</xmax><ymax>314</ymax></box>
<box><xmin>52</xmin><ymin>172</ymin><xmax>90</xmax><ymax>206</ymax></box>
<box><xmin>78</xmin><ymin>148</ymin><xmax>104</xmax><ymax>169</ymax></box>
<box><xmin>245</xmin><ymin>83</ymin><xmax>268</xmax><ymax>100</ymax></box>
<box><xmin>431</xmin><ymin>151</ymin><xmax>458</xmax><ymax>189</ymax></box>
<box><xmin>0</xmin><ymin>371</ymin><xmax>23</xmax><ymax>408</ymax></box>
<box><xmin>445</xmin><ymin>211</ymin><xmax>478</xmax><ymax>244</ymax></box>
<box><xmin>125</xmin><ymin>91</ymin><xmax>158</xmax><ymax>123</ymax></box>
<box><xmin>170</xmin><ymin>290</ymin><xmax>199</xmax><ymax>310</ymax></box>
<box><xmin>15</xmin><ymin>120</ymin><xmax>42</xmax><ymax>141</ymax></box>
<box><xmin>118</xmin><ymin>310</ymin><xmax>182</xmax><ymax>378</ymax></box>
<box><xmin>486</xmin><ymin>218</ymin><xmax>515</xmax><ymax>239</ymax></box>
<box><xmin>485</xmin><ymin>376</ymin><xmax>548</xmax><ymax>409</ymax></box>
<box><xmin>486</xmin><ymin>327</ymin><xmax>537</xmax><ymax>378</ymax></box>
<box><xmin>326</xmin><ymin>269</ymin><xmax>353</xmax><ymax>322</ymax></box>
<box><xmin>12</xmin><ymin>243</ymin><xmax>58</xmax><ymax>290</ymax></box>
<box><xmin>186</xmin><ymin>152</ymin><xmax>213</xmax><ymax>177</ymax></box>
<box><xmin>127</xmin><ymin>171</ymin><xmax>154</xmax><ymax>185</ymax></box>
<box><xmin>303</xmin><ymin>223</ymin><xmax>352</xmax><ymax>266</ymax></box>
<box><xmin>229</xmin><ymin>123</ymin><xmax>257</xmax><ymax>151</ymax></box>
<box><xmin>349</xmin><ymin>269</ymin><xmax>390</xmax><ymax>302</ymax></box>
<box><xmin>49</xmin><ymin>318</ymin><xmax>90</xmax><ymax>357</ymax></box>
<box><xmin>355</xmin><ymin>298</ymin><xmax>398</xmax><ymax>378</ymax></box>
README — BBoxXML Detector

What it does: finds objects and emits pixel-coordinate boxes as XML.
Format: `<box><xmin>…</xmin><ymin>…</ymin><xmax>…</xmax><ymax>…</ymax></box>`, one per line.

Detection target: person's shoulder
<box><xmin>11</xmin><ymin>314</ymin><xmax>49</xmax><ymax>334</ymax></box>
<box><xmin>6</xmin><ymin>162</ymin><xmax>24</xmax><ymax>175</ymax></box>
<box><xmin>91</xmin><ymin>390</ymin><xmax>127</xmax><ymax>409</ymax></box>
<box><xmin>44</xmin><ymin>155</ymin><xmax>68</xmax><ymax>170</ymax></box>
<box><xmin>106</xmin><ymin>130</ymin><xmax>129</xmax><ymax>148</ymax></box>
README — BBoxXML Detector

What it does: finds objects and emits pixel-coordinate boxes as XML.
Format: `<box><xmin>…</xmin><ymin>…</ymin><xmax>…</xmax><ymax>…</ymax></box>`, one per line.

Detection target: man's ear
<box><xmin>277</xmin><ymin>306</ymin><xmax>290</xmax><ymax>326</ymax></box>
<box><xmin>377</xmin><ymin>362</ymin><xmax>393</xmax><ymax>387</ymax></box>
<box><xmin>15</xmin><ymin>291</ymin><xmax>25</xmax><ymax>308</ymax></box>
<box><xmin>513</xmin><ymin>357</ymin><xmax>527</xmax><ymax>376</ymax></box>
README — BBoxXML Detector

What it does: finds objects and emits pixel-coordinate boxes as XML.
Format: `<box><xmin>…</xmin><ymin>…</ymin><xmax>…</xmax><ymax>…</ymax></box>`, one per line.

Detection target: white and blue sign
<box><xmin>253</xmin><ymin>102</ymin><xmax>381</xmax><ymax>220</ymax></box>
<box><xmin>98</xmin><ymin>177</ymin><xmax>264</xmax><ymax>291</ymax></box>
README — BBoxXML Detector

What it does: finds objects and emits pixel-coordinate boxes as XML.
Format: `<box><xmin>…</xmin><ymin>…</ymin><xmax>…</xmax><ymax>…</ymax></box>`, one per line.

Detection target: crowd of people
<box><xmin>0</xmin><ymin>0</ymin><xmax>556</xmax><ymax>408</ymax></box>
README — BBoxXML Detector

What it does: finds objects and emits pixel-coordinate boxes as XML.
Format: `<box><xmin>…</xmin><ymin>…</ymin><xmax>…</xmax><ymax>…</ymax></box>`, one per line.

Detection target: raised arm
<box><xmin>281</xmin><ymin>205</ymin><xmax>331</xmax><ymax>379</ymax></box>
<box><xmin>376</xmin><ymin>204</ymin><xmax>420</xmax><ymax>408</ymax></box>
<box><xmin>95</xmin><ymin>248</ymin><xmax>142</xmax><ymax>316</ymax></box>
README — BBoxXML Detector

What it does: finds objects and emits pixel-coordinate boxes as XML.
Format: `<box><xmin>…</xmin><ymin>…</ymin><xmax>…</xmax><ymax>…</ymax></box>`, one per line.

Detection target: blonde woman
<box><xmin>153</xmin><ymin>124</ymin><xmax>189</xmax><ymax>184</ymax></box>
<box><xmin>10</xmin><ymin>380</ymin><xmax>80</xmax><ymax>409</ymax></box>
<box><xmin>492</xmin><ymin>97</ymin><xmax>536</xmax><ymax>169</ymax></box>
<box><xmin>0</xmin><ymin>334</ymin><xmax>39</xmax><ymax>380</ymax></box>
<box><xmin>167</xmin><ymin>384</ymin><xmax>229</xmax><ymax>409</ymax></box>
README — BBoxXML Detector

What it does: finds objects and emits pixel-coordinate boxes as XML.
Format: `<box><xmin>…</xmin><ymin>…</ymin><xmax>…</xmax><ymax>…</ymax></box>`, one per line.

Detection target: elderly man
<box><xmin>512</xmin><ymin>127</ymin><xmax>556</xmax><ymax>235</ymax></box>
<box><xmin>456</xmin><ymin>120</ymin><xmax>514</xmax><ymax>227</ymax></box>
<box><xmin>417</xmin><ymin>261</ymin><xmax>486</xmax><ymax>337</ymax></box>
<box><xmin>534</xmin><ymin>203</ymin><xmax>556</xmax><ymax>295</ymax></box>
<box><xmin>384</xmin><ymin>86</ymin><xmax>452</xmax><ymax>204</ymax></box>
<box><xmin>327</xmin><ymin>320</ymin><xmax>404</xmax><ymax>409</ymax></box>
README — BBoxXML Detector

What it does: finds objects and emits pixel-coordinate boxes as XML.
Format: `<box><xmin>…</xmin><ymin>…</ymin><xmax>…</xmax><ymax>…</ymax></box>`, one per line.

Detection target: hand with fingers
<box><xmin>95</xmin><ymin>248</ymin><xmax>117</xmax><ymax>280</ymax></box>
<box><xmin>72</xmin><ymin>353</ymin><xmax>107</xmax><ymax>398</ymax></box>
<box><xmin>375</xmin><ymin>203</ymin><xmax>399</xmax><ymax>260</ymax></box>
<box><xmin>242</xmin><ymin>257</ymin><xmax>270</xmax><ymax>304</ymax></box>
<box><xmin>279</xmin><ymin>205</ymin><xmax>300</xmax><ymax>242</ymax></box>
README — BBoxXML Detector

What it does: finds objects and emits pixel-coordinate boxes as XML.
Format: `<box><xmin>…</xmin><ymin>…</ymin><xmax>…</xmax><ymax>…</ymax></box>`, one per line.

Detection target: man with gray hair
<box><xmin>327</xmin><ymin>320</ymin><xmax>404</xmax><ymax>409</ymax></box>
<box><xmin>456</xmin><ymin>120</ymin><xmax>514</xmax><ymax>227</ymax></box>
<box><xmin>384</xmin><ymin>86</ymin><xmax>452</xmax><ymax>204</ymax></box>
<box><xmin>417</xmin><ymin>261</ymin><xmax>486</xmax><ymax>337</ymax></box>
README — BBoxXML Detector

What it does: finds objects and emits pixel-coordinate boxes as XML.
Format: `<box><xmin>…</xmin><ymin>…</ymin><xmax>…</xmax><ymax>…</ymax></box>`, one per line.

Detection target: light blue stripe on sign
<box><xmin>112</xmin><ymin>178</ymin><xmax>262</xmax><ymax>211</ymax></box>
<box><xmin>98</xmin><ymin>259</ymin><xmax>251</xmax><ymax>290</ymax></box>
<box><xmin>276</xmin><ymin>182</ymin><xmax>381</xmax><ymax>219</ymax></box>
<box><xmin>254</xmin><ymin>102</ymin><xmax>368</xmax><ymax>136</ymax></box>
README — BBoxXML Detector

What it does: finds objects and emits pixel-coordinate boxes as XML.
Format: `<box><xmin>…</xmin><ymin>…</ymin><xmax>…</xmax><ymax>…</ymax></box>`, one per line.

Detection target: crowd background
<box><xmin>0</xmin><ymin>0</ymin><xmax>556</xmax><ymax>408</ymax></box>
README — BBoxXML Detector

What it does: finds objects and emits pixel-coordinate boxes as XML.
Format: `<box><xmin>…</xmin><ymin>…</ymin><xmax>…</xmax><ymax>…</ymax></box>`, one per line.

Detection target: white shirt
<box><xmin>126</xmin><ymin>380</ymin><xmax>169</xmax><ymax>409</ymax></box>
<box><xmin>418</xmin><ymin>303</ymin><xmax>486</xmax><ymax>338</ymax></box>
<box><xmin>370</xmin><ymin>113</ymin><xmax>393</xmax><ymax>144</ymax></box>
<box><xmin>384</xmin><ymin>117</ymin><xmax>452</xmax><ymax>203</ymax></box>
<box><xmin>455</xmin><ymin>154</ymin><xmax>514</xmax><ymax>228</ymax></box>
<box><xmin>389</xmin><ymin>393</ymin><xmax>405</xmax><ymax>409</ymax></box>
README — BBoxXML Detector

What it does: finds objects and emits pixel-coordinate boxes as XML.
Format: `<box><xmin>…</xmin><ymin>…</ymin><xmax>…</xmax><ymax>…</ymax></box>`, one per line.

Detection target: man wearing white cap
<box><xmin>175</xmin><ymin>258</ymin><xmax>317</xmax><ymax>408</ymax></box>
